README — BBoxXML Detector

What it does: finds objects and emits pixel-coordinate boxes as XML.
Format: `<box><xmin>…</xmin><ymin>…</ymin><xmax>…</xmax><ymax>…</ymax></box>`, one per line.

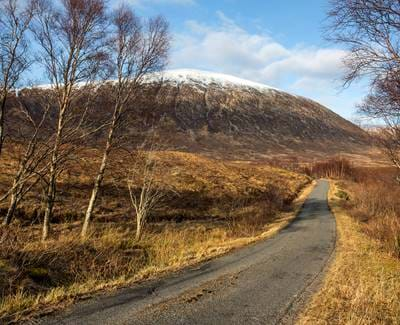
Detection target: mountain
<box><xmin>133</xmin><ymin>69</ymin><xmax>371</xmax><ymax>159</ymax></box>
<box><xmin>8</xmin><ymin>69</ymin><xmax>372</xmax><ymax>161</ymax></box>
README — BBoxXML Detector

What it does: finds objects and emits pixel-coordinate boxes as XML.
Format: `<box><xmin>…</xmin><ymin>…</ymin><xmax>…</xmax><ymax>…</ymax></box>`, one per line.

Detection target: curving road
<box><xmin>40</xmin><ymin>180</ymin><xmax>336</xmax><ymax>325</ymax></box>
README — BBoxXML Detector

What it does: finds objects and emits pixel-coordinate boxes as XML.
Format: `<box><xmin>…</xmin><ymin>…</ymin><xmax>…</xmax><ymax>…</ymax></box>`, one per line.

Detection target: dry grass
<box><xmin>0</xmin><ymin>150</ymin><xmax>311</xmax><ymax>323</ymax></box>
<box><xmin>298</xmin><ymin>181</ymin><xmax>400</xmax><ymax>324</ymax></box>
<box><xmin>0</xmin><ymin>149</ymin><xmax>309</xmax><ymax>224</ymax></box>
<box><xmin>345</xmin><ymin>176</ymin><xmax>400</xmax><ymax>258</ymax></box>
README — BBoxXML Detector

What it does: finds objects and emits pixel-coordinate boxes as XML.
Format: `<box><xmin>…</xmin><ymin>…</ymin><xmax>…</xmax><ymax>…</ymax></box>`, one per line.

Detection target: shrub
<box><xmin>343</xmin><ymin>169</ymin><xmax>400</xmax><ymax>258</ymax></box>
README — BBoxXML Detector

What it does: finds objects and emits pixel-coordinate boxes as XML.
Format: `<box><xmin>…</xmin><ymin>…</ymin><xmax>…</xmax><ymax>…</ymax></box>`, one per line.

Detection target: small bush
<box><xmin>336</xmin><ymin>190</ymin><xmax>350</xmax><ymax>201</ymax></box>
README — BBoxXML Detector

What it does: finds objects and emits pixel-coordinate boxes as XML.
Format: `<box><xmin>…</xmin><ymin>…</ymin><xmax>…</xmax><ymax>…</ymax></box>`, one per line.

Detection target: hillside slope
<box><xmin>135</xmin><ymin>69</ymin><xmax>370</xmax><ymax>158</ymax></box>
<box><xmin>7</xmin><ymin>69</ymin><xmax>371</xmax><ymax>160</ymax></box>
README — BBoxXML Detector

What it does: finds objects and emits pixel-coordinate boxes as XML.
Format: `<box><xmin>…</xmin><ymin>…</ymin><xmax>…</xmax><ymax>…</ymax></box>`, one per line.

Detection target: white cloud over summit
<box><xmin>171</xmin><ymin>11</ymin><xmax>347</xmax><ymax>89</ymax></box>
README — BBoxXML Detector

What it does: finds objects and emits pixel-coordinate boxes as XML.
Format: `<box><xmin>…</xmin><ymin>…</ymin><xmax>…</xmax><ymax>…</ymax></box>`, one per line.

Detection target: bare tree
<box><xmin>327</xmin><ymin>0</ymin><xmax>400</xmax><ymax>173</ymax></box>
<box><xmin>327</xmin><ymin>0</ymin><xmax>400</xmax><ymax>85</ymax></box>
<box><xmin>0</xmin><ymin>0</ymin><xmax>35</xmax><ymax>156</ymax></box>
<box><xmin>81</xmin><ymin>6</ymin><xmax>169</xmax><ymax>238</ymax></box>
<box><xmin>359</xmin><ymin>74</ymin><xmax>400</xmax><ymax>172</ymax></box>
<box><xmin>31</xmin><ymin>0</ymin><xmax>108</xmax><ymax>241</ymax></box>
<box><xmin>1</xmin><ymin>89</ymin><xmax>52</xmax><ymax>225</ymax></box>
<box><xmin>126</xmin><ymin>147</ymin><xmax>164</xmax><ymax>241</ymax></box>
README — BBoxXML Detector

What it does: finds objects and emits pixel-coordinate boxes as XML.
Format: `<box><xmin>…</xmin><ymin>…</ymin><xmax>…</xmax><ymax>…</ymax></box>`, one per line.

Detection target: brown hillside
<box><xmin>5</xmin><ymin>70</ymin><xmax>372</xmax><ymax>160</ymax></box>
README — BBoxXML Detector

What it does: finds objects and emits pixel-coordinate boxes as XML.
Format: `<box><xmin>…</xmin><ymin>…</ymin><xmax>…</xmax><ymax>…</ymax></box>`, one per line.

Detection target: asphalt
<box><xmin>38</xmin><ymin>179</ymin><xmax>336</xmax><ymax>325</ymax></box>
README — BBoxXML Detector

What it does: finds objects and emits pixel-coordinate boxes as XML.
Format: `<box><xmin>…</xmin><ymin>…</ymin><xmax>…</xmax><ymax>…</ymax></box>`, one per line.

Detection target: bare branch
<box><xmin>0</xmin><ymin>0</ymin><xmax>35</xmax><ymax>155</ymax></box>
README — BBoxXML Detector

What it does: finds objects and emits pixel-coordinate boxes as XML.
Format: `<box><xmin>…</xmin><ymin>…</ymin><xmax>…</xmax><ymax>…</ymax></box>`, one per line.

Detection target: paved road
<box><xmin>40</xmin><ymin>180</ymin><xmax>336</xmax><ymax>325</ymax></box>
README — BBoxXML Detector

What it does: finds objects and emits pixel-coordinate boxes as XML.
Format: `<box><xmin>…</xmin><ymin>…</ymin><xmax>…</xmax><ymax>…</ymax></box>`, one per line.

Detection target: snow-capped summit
<box><xmin>149</xmin><ymin>69</ymin><xmax>280</xmax><ymax>92</ymax></box>
<box><xmin>34</xmin><ymin>69</ymin><xmax>280</xmax><ymax>93</ymax></box>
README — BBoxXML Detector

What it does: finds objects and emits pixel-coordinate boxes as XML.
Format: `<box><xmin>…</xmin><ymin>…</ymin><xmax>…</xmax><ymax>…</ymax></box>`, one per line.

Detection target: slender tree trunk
<box><xmin>81</xmin><ymin>108</ymin><xmax>118</xmax><ymax>238</ymax></box>
<box><xmin>2</xmin><ymin>191</ymin><xmax>17</xmax><ymax>226</ymax></box>
<box><xmin>2</xmin><ymin>162</ymin><xmax>24</xmax><ymax>226</ymax></box>
<box><xmin>0</xmin><ymin>92</ymin><xmax>7</xmax><ymax>157</ymax></box>
<box><xmin>42</xmin><ymin>100</ymin><xmax>66</xmax><ymax>241</ymax></box>
<box><xmin>42</xmin><ymin>151</ymin><xmax>58</xmax><ymax>241</ymax></box>
<box><xmin>81</xmin><ymin>140</ymin><xmax>111</xmax><ymax>237</ymax></box>
<box><xmin>135</xmin><ymin>215</ymin><xmax>142</xmax><ymax>241</ymax></box>
<box><xmin>42</xmin><ymin>208</ymin><xmax>50</xmax><ymax>241</ymax></box>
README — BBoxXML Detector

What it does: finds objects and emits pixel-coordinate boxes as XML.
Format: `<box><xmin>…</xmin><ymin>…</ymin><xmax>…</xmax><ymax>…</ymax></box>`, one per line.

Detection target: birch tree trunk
<box><xmin>81</xmin><ymin>123</ymin><xmax>115</xmax><ymax>237</ymax></box>
<box><xmin>0</xmin><ymin>92</ymin><xmax>7</xmax><ymax>156</ymax></box>
<box><xmin>135</xmin><ymin>214</ymin><xmax>143</xmax><ymax>241</ymax></box>
<box><xmin>42</xmin><ymin>165</ymin><xmax>56</xmax><ymax>241</ymax></box>
<box><xmin>41</xmin><ymin>100</ymin><xmax>66</xmax><ymax>241</ymax></box>
<box><xmin>2</xmin><ymin>191</ymin><xmax>17</xmax><ymax>226</ymax></box>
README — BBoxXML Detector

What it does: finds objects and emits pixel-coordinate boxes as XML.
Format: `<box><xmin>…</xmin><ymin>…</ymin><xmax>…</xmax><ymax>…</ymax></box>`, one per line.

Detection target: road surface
<box><xmin>40</xmin><ymin>179</ymin><xmax>336</xmax><ymax>325</ymax></box>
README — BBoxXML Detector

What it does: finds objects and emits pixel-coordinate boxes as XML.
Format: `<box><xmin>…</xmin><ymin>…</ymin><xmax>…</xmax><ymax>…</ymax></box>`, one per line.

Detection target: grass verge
<box><xmin>298</xmin><ymin>181</ymin><xmax>400</xmax><ymax>324</ymax></box>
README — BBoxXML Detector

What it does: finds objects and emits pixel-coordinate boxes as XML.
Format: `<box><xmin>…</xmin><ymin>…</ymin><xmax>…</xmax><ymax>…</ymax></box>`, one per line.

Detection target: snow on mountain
<box><xmin>32</xmin><ymin>69</ymin><xmax>280</xmax><ymax>93</ymax></box>
<box><xmin>148</xmin><ymin>69</ymin><xmax>280</xmax><ymax>92</ymax></box>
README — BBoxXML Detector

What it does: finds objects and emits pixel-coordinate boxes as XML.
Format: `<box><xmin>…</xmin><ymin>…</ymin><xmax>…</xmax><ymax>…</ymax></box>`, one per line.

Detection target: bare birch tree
<box><xmin>327</xmin><ymin>0</ymin><xmax>400</xmax><ymax>173</ymax></box>
<box><xmin>1</xmin><ymin>89</ymin><xmax>52</xmax><ymax>225</ymax></box>
<box><xmin>0</xmin><ymin>0</ymin><xmax>35</xmax><ymax>157</ymax></box>
<box><xmin>81</xmin><ymin>6</ymin><xmax>169</xmax><ymax>238</ymax></box>
<box><xmin>31</xmin><ymin>0</ymin><xmax>108</xmax><ymax>241</ymax></box>
<box><xmin>126</xmin><ymin>147</ymin><xmax>164</xmax><ymax>241</ymax></box>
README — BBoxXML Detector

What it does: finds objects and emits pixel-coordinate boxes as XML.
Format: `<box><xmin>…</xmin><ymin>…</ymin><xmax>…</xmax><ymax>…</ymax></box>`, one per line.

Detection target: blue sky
<box><xmin>123</xmin><ymin>0</ymin><xmax>369</xmax><ymax>120</ymax></box>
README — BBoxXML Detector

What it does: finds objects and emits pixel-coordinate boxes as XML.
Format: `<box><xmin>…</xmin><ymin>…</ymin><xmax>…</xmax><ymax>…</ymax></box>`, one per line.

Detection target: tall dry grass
<box><xmin>345</xmin><ymin>175</ymin><xmax>400</xmax><ymax>258</ymax></box>
<box><xmin>0</xmin><ymin>223</ymin><xmax>230</xmax><ymax>322</ymax></box>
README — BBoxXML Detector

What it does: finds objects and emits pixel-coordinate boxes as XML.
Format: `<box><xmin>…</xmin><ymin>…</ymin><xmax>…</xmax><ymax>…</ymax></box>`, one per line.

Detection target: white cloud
<box><xmin>171</xmin><ymin>12</ymin><xmax>348</xmax><ymax>92</ymax></box>
<box><xmin>260</xmin><ymin>48</ymin><xmax>347</xmax><ymax>83</ymax></box>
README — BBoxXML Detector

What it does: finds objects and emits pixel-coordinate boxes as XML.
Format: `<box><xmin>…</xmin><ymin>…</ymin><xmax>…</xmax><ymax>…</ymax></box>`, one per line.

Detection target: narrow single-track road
<box><xmin>40</xmin><ymin>180</ymin><xmax>336</xmax><ymax>325</ymax></box>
